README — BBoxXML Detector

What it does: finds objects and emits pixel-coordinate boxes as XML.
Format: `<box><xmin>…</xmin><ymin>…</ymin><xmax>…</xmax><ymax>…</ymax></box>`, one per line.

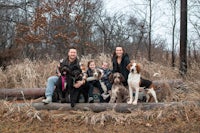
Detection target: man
<box><xmin>42</xmin><ymin>46</ymin><xmax>85</xmax><ymax>107</ymax></box>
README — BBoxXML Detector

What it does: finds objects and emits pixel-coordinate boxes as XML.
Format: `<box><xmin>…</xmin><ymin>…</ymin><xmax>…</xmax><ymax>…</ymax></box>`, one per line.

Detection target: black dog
<box><xmin>70</xmin><ymin>69</ymin><xmax>89</xmax><ymax>103</ymax></box>
<box><xmin>52</xmin><ymin>65</ymin><xmax>72</xmax><ymax>103</ymax></box>
<box><xmin>53</xmin><ymin>64</ymin><xmax>88</xmax><ymax>106</ymax></box>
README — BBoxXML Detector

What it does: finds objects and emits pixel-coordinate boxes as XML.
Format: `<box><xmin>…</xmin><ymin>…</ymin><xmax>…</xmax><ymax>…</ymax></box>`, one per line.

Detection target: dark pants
<box><xmin>76</xmin><ymin>82</ymin><xmax>89</xmax><ymax>103</ymax></box>
<box><xmin>88</xmin><ymin>80</ymin><xmax>104</xmax><ymax>102</ymax></box>
<box><xmin>69</xmin><ymin>87</ymin><xmax>80</xmax><ymax>107</ymax></box>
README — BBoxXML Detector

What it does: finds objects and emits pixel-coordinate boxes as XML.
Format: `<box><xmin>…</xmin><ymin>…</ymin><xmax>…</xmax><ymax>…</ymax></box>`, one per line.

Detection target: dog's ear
<box><xmin>136</xmin><ymin>63</ymin><xmax>141</xmax><ymax>74</ymax></box>
<box><xmin>119</xmin><ymin>73</ymin><xmax>125</xmax><ymax>82</ymax></box>
<box><xmin>80</xmin><ymin>63</ymin><xmax>87</xmax><ymax>72</ymax></box>
<box><xmin>109</xmin><ymin>73</ymin><xmax>114</xmax><ymax>84</ymax></box>
<box><xmin>126</xmin><ymin>63</ymin><xmax>132</xmax><ymax>71</ymax></box>
<box><xmin>97</xmin><ymin>69</ymin><xmax>103</xmax><ymax>79</ymax></box>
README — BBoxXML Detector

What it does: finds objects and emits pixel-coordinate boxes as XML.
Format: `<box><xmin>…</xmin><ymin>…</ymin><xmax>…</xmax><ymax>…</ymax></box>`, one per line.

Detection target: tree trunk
<box><xmin>179</xmin><ymin>0</ymin><xmax>187</xmax><ymax>75</ymax></box>
<box><xmin>148</xmin><ymin>0</ymin><xmax>152</xmax><ymax>61</ymax></box>
<box><xmin>0</xmin><ymin>88</ymin><xmax>45</xmax><ymax>100</ymax></box>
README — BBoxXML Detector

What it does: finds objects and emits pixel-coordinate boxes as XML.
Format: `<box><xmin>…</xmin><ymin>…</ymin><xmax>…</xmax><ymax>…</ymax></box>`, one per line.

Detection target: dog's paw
<box><xmin>127</xmin><ymin>100</ymin><xmax>132</xmax><ymax>104</ymax></box>
<box><xmin>132</xmin><ymin>101</ymin><xmax>138</xmax><ymax>105</ymax></box>
<box><xmin>101</xmin><ymin>93</ymin><xmax>110</xmax><ymax>100</ymax></box>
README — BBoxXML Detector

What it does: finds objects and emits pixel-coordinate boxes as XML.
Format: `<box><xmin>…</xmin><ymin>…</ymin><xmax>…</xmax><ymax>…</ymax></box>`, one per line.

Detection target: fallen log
<box><xmin>0</xmin><ymin>88</ymin><xmax>45</xmax><ymax>100</ymax></box>
<box><xmin>0</xmin><ymin>79</ymin><xmax>183</xmax><ymax>100</ymax></box>
<box><xmin>15</xmin><ymin>101</ymin><xmax>200</xmax><ymax>113</ymax></box>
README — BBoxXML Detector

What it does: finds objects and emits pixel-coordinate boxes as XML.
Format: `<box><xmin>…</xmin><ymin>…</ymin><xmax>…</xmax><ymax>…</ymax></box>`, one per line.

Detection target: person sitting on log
<box><xmin>42</xmin><ymin>46</ymin><xmax>86</xmax><ymax>107</ymax></box>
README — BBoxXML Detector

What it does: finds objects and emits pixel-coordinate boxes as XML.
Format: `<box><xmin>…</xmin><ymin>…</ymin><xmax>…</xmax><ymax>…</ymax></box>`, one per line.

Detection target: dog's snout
<box><xmin>131</xmin><ymin>68</ymin><xmax>134</xmax><ymax>73</ymax></box>
<box><xmin>93</xmin><ymin>72</ymin><xmax>98</xmax><ymax>77</ymax></box>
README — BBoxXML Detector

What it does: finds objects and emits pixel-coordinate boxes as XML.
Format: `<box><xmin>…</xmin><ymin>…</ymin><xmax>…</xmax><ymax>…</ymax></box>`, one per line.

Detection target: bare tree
<box><xmin>167</xmin><ymin>0</ymin><xmax>178</xmax><ymax>67</ymax></box>
<box><xmin>148</xmin><ymin>0</ymin><xmax>152</xmax><ymax>61</ymax></box>
<box><xmin>188</xmin><ymin>0</ymin><xmax>200</xmax><ymax>63</ymax></box>
<box><xmin>127</xmin><ymin>16</ymin><xmax>148</xmax><ymax>59</ymax></box>
<box><xmin>179</xmin><ymin>0</ymin><xmax>187</xmax><ymax>75</ymax></box>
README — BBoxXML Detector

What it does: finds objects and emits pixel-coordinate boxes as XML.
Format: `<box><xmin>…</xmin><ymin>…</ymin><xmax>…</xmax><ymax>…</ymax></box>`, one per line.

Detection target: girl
<box><xmin>86</xmin><ymin>60</ymin><xmax>104</xmax><ymax>103</ymax></box>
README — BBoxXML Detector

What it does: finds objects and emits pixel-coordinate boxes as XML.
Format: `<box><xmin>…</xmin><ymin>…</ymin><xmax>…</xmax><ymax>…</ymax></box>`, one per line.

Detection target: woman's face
<box><xmin>89</xmin><ymin>62</ymin><xmax>96</xmax><ymax>70</ymax></box>
<box><xmin>115</xmin><ymin>47</ymin><xmax>123</xmax><ymax>57</ymax></box>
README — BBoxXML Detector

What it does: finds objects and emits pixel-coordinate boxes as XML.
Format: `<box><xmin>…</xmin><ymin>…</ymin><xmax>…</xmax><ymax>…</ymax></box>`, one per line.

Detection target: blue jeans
<box><xmin>45</xmin><ymin>76</ymin><xmax>59</xmax><ymax>98</ymax></box>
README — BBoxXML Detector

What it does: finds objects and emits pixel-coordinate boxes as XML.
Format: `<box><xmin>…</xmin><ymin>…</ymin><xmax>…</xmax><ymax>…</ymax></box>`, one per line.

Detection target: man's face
<box><xmin>68</xmin><ymin>48</ymin><xmax>77</xmax><ymax>60</ymax></box>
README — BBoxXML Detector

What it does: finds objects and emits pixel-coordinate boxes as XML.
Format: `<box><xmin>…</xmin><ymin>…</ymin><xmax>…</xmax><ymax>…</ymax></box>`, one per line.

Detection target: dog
<box><xmin>53</xmin><ymin>65</ymin><xmax>71</xmax><ymax>103</ymax></box>
<box><xmin>126</xmin><ymin>62</ymin><xmax>158</xmax><ymax>105</ymax></box>
<box><xmin>76</xmin><ymin>63</ymin><xmax>89</xmax><ymax>103</ymax></box>
<box><xmin>86</xmin><ymin>67</ymin><xmax>103</xmax><ymax>81</ymax></box>
<box><xmin>109</xmin><ymin>72</ymin><xmax>129</xmax><ymax>103</ymax></box>
<box><xmin>92</xmin><ymin>68</ymin><xmax>108</xmax><ymax>92</ymax></box>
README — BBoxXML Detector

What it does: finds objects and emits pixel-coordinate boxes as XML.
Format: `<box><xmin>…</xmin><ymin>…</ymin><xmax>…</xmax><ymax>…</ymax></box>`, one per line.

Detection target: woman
<box><xmin>112</xmin><ymin>46</ymin><xmax>130</xmax><ymax>86</ymax></box>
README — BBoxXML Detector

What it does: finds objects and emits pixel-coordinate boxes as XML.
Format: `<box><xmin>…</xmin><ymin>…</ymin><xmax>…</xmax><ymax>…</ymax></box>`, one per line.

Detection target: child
<box><xmin>100</xmin><ymin>61</ymin><xmax>112</xmax><ymax>102</ymax></box>
<box><xmin>86</xmin><ymin>60</ymin><xmax>104</xmax><ymax>103</ymax></box>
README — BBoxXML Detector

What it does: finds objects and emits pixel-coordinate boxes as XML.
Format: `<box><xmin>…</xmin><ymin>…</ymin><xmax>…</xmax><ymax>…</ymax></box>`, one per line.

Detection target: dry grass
<box><xmin>0</xmin><ymin>100</ymin><xmax>200</xmax><ymax>132</ymax></box>
<box><xmin>0</xmin><ymin>54</ymin><xmax>200</xmax><ymax>132</ymax></box>
<box><xmin>0</xmin><ymin>58</ymin><xmax>57</xmax><ymax>88</ymax></box>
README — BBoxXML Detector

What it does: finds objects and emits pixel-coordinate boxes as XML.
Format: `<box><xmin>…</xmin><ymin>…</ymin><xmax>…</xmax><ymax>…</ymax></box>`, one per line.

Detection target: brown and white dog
<box><xmin>86</xmin><ymin>68</ymin><xmax>108</xmax><ymax>92</ymax></box>
<box><xmin>86</xmin><ymin>68</ymin><xmax>103</xmax><ymax>81</ymax></box>
<box><xmin>109</xmin><ymin>72</ymin><xmax>129</xmax><ymax>103</ymax></box>
<box><xmin>126</xmin><ymin>62</ymin><xmax>158</xmax><ymax>105</ymax></box>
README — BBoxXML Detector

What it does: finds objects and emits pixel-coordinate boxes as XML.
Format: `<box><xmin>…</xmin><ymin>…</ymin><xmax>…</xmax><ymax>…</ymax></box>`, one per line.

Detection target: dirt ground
<box><xmin>0</xmin><ymin>100</ymin><xmax>200</xmax><ymax>133</ymax></box>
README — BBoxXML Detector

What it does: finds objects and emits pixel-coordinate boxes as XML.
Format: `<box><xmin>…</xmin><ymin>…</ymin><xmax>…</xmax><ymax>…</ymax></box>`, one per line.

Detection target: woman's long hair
<box><xmin>112</xmin><ymin>46</ymin><xmax>126</xmax><ymax>59</ymax></box>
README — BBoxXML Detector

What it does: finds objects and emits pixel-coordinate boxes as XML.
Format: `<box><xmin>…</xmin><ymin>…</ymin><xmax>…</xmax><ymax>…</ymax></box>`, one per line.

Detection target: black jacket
<box><xmin>112</xmin><ymin>53</ymin><xmax>130</xmax><ymax>86</ymax></box>
<box><xmin>59</xmin><ymin>58</ymin><xmax>82</xmax><ymax>80</ymax></box>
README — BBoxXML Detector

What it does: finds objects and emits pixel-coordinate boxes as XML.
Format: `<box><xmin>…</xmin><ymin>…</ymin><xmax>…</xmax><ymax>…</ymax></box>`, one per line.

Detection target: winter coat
<box><xmin>112</xmin><ymin>53</ymin><xmax>130</xmax><ymax>86</ymax></box>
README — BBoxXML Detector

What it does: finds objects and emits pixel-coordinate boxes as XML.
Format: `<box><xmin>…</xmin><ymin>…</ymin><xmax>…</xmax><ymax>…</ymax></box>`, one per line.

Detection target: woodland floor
<box><xmin>0</xmin><ymin>100</ymin><xmax>200</xmax><ymax>133</ymax></box>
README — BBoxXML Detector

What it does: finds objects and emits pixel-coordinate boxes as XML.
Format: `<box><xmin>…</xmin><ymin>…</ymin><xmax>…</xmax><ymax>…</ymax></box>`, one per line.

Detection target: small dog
<box><xmin>109</xmin><ymin>72</ymin><xmax>129</xmax><ymax>103</ymax></box>
<box><xmin>126</xmin><ymin>62</ymin><xmax>158</xmax><ymax>105</ymax></box>
<box><xmin>86</xmin><ymin>68</ymin><xmax>103</xmax><ymax>81</ymax></box>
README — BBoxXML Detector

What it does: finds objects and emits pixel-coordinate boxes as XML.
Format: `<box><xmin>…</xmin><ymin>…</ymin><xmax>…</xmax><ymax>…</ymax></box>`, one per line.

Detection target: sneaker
<box><xmin>101</xmin><ymin>93</ymin><xmax>110</xmax><ymax>100</ymax></box>
<box><xmin>88</xmin><ymin>97</ymin><xmax>94</xmax><ymax>103</ymax></box>
<box><xmin>42</xmin><ymin>96</ymin><xmax>52</xmax><ymax>104</ymax></box>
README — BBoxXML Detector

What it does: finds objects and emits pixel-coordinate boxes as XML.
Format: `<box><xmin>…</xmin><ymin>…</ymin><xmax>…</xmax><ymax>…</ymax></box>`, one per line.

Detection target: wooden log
<box><xmin>0</xmin><ymin>79</ymin><xmax>183</xmax><ymax>100</ymax></box>
<box><xmin>14</xmin><ymin>101</ymin><xmax>200</xmax><ymax>113</ymax></box>
<box><xmin>0</xmin><ymin>88</ymin><xmax>45</xmax><ymax>100</ymax></box>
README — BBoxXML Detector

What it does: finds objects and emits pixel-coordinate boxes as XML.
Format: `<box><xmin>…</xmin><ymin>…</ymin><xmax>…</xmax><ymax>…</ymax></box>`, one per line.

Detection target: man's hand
<box><xmin>73</xmin><ymin>80</ymin><xmax>84</xmax><ymax>88</ymax></box>
<box><xmin>57</xmin><ymin>73</ymin><xmax>61</xmax><ymax>77</ymax></box>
